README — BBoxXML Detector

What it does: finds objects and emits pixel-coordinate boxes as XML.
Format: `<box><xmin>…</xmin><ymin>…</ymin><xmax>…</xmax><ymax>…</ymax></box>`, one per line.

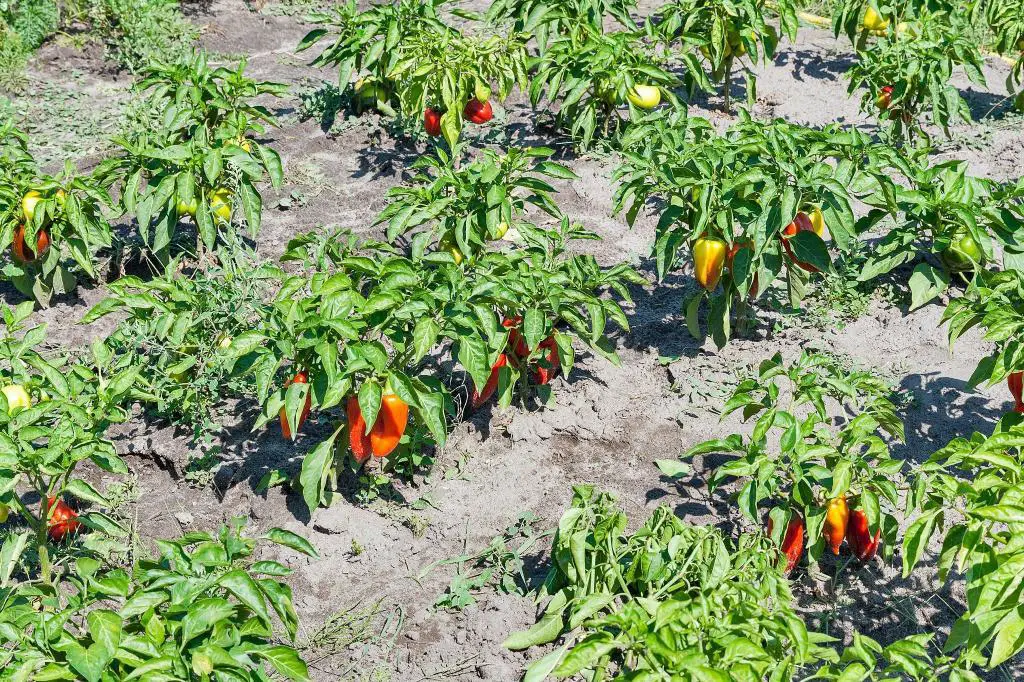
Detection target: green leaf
<box><xmin>655</xmin><ymin>459</ymin><xmax>691</xmax><ymax>478</ymax></box>
<box><xmin>298</xmin><ymin>429</ymin><xmax>339</xmax><ymax>514</ymax></box>
<box><xmin>218</xmin><ymin>570</ymin><xmax>271</xmax><ymax>625</ymax></box>
<box><xmin>523</xmin><ymin>646</ymin><xmax>569</xmax><ymax>682</ymax></box>
<box><xmin>503</xmin><ymin>610</ymin><xmax>565</xmax><ymax>650</ymax></box>
<box><xmin>902</xmin><ymin>510</ymin><xmax>941</xmax><ymax>577</ymax></box>
<box><xmin>908</xmin><ymin>263</ymin><xmax>951</xmax><ymax>311</ymax></box>
<box><xmin>253</xmin><ymin>645</ymin><xmax>311</xmax><ymax>682</ymax></box>
<box><xmin>64</xmin><ymin>479</ymin><xmax>108</xmax><ymax>506</ymax></box>
<box><xmin>554</xmin><ymin>632</ymin><xmax>616</xmax><ymax>677</ymax></box>
<box><xmin>180</xmin><ymin>598</ymin><xmax>235</xmax><ymax>647</ymax></box>
<box><xmin>263</xmin><ymin>528</ymin><xmax>319</xmax><ymax>558</ymax></box>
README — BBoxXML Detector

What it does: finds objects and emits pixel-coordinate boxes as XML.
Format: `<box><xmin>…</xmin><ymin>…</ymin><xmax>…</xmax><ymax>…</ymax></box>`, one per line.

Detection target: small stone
<box><xmin>405</xmin><ymin>630</ymin><xmax>420</xmax><ymax>642</ymax></box>
<box><xmin>174</xmin><ymin>511</ymin><xmax>193</xmax><ymax>526</ymax></box>
<box><xmin>455</xmin><ymin>629</ymin><xmax>468</xmax><ymax>644</ymax></box>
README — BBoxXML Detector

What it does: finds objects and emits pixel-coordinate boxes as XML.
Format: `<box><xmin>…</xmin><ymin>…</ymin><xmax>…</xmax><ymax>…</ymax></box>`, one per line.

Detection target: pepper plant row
<box><xmin>612</xmin><ymin>110</ymin><xmax>1024</xmax><ymax>347</ymax></box>
<box><xmin>84</xmin><ymin>145</ymin><xmax>644</xmax><ymax>514</ymax></box>
<box><xmin>0</xmin><ymin>53</ymin><xmax>284</xmax><ymax>306</ymax></box>
<box><xmin>0</xmin><ymin>299</ymin><xmax>317</xmax><ymax>680</ymax></box>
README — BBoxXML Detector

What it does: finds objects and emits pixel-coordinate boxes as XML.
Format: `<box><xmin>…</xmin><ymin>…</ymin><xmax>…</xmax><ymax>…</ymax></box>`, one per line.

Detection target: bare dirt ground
<box><xmin>4</xmin><ymin>1</ymin><xmax>1024</xmax><ymax>679</ymax></box>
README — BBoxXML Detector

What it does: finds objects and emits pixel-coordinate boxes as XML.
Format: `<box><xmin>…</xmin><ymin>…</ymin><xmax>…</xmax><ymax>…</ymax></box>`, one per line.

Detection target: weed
<box><xmin>83</xmin><ymin>0</ymin><xmax>198</xmax><ymax>72</ymax></box>
<box><xmin>426</xmin><ymin>512</ymin><xmax>550</xmax><ymax>610</ymax></box>
<box><xmin>183</xmin><ymin>447</ymin><xmax>221</xmax><ymax>489</ymax></box>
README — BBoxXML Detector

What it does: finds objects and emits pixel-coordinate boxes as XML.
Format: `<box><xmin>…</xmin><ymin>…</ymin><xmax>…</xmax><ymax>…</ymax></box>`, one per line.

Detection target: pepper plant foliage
<box><xmin>297</xmin><ymin>0</ymin><xmax>450</xmax><ymax>116</ymax></box>
<box><xmin>80</xmin><ymin>238</ymin><xmax>281</xmax><ymax>442</ymax></box>
<box><xmin>0</xmin><ymin>124</ymin><xmax>115</xmax><ymax>306</ymax></box>
<box><xmin>485</xmin><ymin>0</ymin><xmax>638</xmax><ymax>54</ymax></box>
<box><xmin>613</xmin><ymin>110</ymin><xmax>899</xmax><ymax>346</ymax></box>
<box><xmin>0</xmin><ymin>519</ymin><xmax>316</xmax><ymax>681</ymax></box>
<box><xmin>857</xmin><ymin>160</ymin><xmax>1024</xmax><ymax>310</ymax></box>
<box><xmin>228</xmin><ymin>232</ymin><xmax>454</xmax><ymax>513</ymax></box>
<box><xmin>832</xmin><ymin>0</ymin><xmax>960</xmax><ymax>44</ymax></box>
<box><xmin>942</xmin><ymin>267</ymin><xmax>1024</xmax><ymax>389</ymax></box>
<box><xmin>528</xmin><ymin>29</ymin><xmax>683</xmax><ymax>149</ymax></box>
<box><xmin>984</xmin><ymin>0</ymin><xmax>1024</xmax><ymax>103</ymax></box>
<box><xmin>228</xmin><ymin>218</ymin><xmax>641</xmax><ymax>513</ymax></box>
<box><xmin>505</xmin><ymin>486</ymin><xmax>838</xmax><ymax>678</ymax></box>
<box><xmin>100</xmin><ymin>51</ymin><xmax>285</xmax><ymax>259</ymax></box>
<box><xmin>0</xmin><ymin>302</ymin><xmax>142</xmax><ymax>585</ymax></box>
<box><xmin>903</xmin><ymin>414</ymin><xmax>1024</xmax><ymax>668</ymax></box>
<box><xmin>650</xmin><ymin>0</ymin><xmax>798</xmax><ymax>109</ymax></box>
<box><xmin>807</xmin><ymin>632</ymin><xmax>980</xmax><ymax>681</ymax></box>
<box><xmin>668</xmin><ymin>352</ymin><xmax>905</xmax><ymax>566</ymax></box>
<box><xmin>297</xmin><ymin>0</ymin><xmax>530</xmax><ymax>146</ymax></box>
<box><xmin>845</xmin><ymin>11</ymin><xmax>986</xmax><ymax>141</ymax></box>
<box><xmin>375</xmin><ymin>145</ymin><xmax>577</xmax><ymax>261</ymax></box>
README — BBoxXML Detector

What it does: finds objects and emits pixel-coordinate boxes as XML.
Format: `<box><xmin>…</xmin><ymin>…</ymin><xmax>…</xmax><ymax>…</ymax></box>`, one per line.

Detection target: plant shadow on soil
<box><xmin>896</xmin><ymin>371</ymin><xmax>1005</xmax><ymax>465</ymax></box>
<box><xmin>961</xmin><ymin>87</ymin><xmax>1018</xmax><ymax>123</ymax></box>
<box><xmin>773</xmin><ymin>48</ymin><xmax>856</xmax><ymax>83</ymax></box>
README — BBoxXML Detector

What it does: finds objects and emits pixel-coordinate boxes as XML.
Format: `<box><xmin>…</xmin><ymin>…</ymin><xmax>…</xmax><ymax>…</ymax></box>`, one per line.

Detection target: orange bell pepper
<box><xmin>370</xmin><ymin>392</ymin><xmax>409</xmax><ymax>458</ymax></box>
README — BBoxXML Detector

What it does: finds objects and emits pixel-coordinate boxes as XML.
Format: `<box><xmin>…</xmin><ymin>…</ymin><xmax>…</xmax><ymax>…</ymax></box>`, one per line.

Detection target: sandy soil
<box><xmin>4</xmin><ymin>1</ymin><xmax>1024</xmax><ymax>679</ymax></box>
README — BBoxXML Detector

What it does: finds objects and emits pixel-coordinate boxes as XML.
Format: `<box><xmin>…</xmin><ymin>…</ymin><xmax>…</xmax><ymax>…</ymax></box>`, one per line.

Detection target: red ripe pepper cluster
<box><xmin>769</xmin><ymin>497</ymin><xmax>881</xmax><ymax>574</ymax></box>
<box><xmin>277</xmin><ymin>369</ymin><xmax>410</xmax><ymax>465</ymax></box>
<box><xmin>468</xmin><ymin>315</ymin><xmax>561</xmax><ymax>410</ymax></box>
<box><xmin>347</xmin><ymin>393</ymin><xmax>410</xmax><ymax>464</ymax></box>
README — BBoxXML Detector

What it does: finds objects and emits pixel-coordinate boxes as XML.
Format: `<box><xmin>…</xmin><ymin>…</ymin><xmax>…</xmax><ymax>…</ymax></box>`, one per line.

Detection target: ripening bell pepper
<box><xmin>823</xmin><ymin>496</ymin><xmax>849</xmax><ymax>556</ymax></box>
<box><xmin>280</xmin><ymin>371</ymin><xmax>312</xmax><ymax>441</ymax></box>
<box><xmin>768</xmin><ymin>515</ymin><xmax>804</xmax><ymax>573</ymax></box>
<box><xmin>846</xmin><ymin>509</ymin><xmax>881</xmax><ymax>561</ymax></box>
<box><xmin>1008</xmin><ymin>372</ymin><xmax>1023</xmax><ymax>406</ymax></box>
<box><xmin>347</xmin><ymin>395</ymin><xmax>372</xmax><ymax>464</ymax></box>
<box><xmin>781</xmin><ymin>212</ymin><xmax>820</xmax><ymax>272</ymax></box>
<box><xmin>46</xmin><ymin>497</ymin><xmax>82</xmax><ymax>542</ymax></box>
<box><xmin>809</xmin><ymin>207</ymin><xmax>825</xmax><ymax>238</ymax></box>
<box><xmin>533</xmin><ymin>337</ymin><xmax>560</xmax><ymax>385</ymax></box>
<box><xmin>693</xmin><ymin>237</ymin><xmax>727</xmax><ymax>291</ymax></box>
<box><xmin>370</xmin><ymin>392</ymin><xmax>409</xmax><ymax>458</ymax></box>
<box><xmin>503</xmin><ymin>316</ymin><xmax>530</xmax><ymax>359</ymax></box>
<box><xmin>463</xmin><ymin>98</ymin><xmax>493</xmax><ymax>124</ymax></box>
<box><xmin>472</xmin><ymin>354</ymin><xmax>509</xmax><ymax>408</ymax></box>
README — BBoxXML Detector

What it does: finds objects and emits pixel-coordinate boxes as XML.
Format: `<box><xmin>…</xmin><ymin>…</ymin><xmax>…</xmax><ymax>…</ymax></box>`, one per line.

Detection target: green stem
<box><xmin>35</xmin><ymin>483</ymin><xmax>51</xmax><ymax>588</ymax></box>
<box><xmin>723</xmin><ymin>56</ymin><xmax>734</xmax><ymax>113</ymax></box>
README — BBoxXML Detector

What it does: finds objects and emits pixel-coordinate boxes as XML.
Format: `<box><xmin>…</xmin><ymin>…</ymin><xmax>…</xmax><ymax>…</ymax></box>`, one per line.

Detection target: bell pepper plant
<box><xmin>844</xmin><ymin>11</ymin><xmax>986</xmax><ymax>141</ymax></box>
<box><xmin>613</xmin><ymin>110</ymin><xmax>901</xmax><ymax>346</ymax></box>
<box><xmin>0</xmin><ymin>124</ymin><xmax>115</xmax><ymax>306</ymax></box>
<box><xmin>650</xmin><ymin>0</ymin><xmax>798</xmax><ymax>111</ymax></box>
<box><xmin>298</xmin><ymin>0</ymin><xmax>529</xmax><ymax>146</ymax></box>
<box><xmin>485</xmin><ymin>0</ymin><xmax>638</xmax><ymax>55</ymax></box>
<box><xmin>97</xmin><ymin>51</ymin><xmax>285</xmax><ymax>261</ymax></box>
<box><xmin>663</xmin><ymin>352</ymin><xmax>906</xmax><ymax>569</ymax></box>
<box><xmin>455</xmin><ymin>219</ymin><xmax>645</xmax><ymax>406</ymax></box>
<box><xmin>507</xmin><ymin>486</ymin><xmax>837</xmax><ymax>677</ymax></box>
<box><xmin>0</xmin><ymin>519</ymin><xmax>315</xmax><ymax>681</ymax></box>
<box><xmin>984</xmin><ymin>0</ymin><xmax>1024</xmax><ymax>110</ymax></box>
<box><xmin>375</xmin><ymin>145</ymin><xmax>577</xmax><ymax>263</ymax></box>
<box><xmin>904</xmin><ymin>414</ymin><xmax>1024</xmax><ymax>667</ymax></box>
<box><xmin>527</xmin><ymin>29</ymin><xmax>682</xmax><ymax>149</ymax></box>
<box><xmin>226</xmin><ymin>230</ymin><xmax>457</xmax><ymax>512</ymax></box>
<box><xmin>0</xmin><ymin>301</ymin><xmax>142</xmax><ymax>585</ymax></box>
<box><xmin>942</xmin><ymin>268</ymin><xmax>1024</xmax><ymax>396</ymax></box>
<box><xmin>856</xmin><ymin>159</ymin><xmax>1024</xmax><ymax>309</ymax></box>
